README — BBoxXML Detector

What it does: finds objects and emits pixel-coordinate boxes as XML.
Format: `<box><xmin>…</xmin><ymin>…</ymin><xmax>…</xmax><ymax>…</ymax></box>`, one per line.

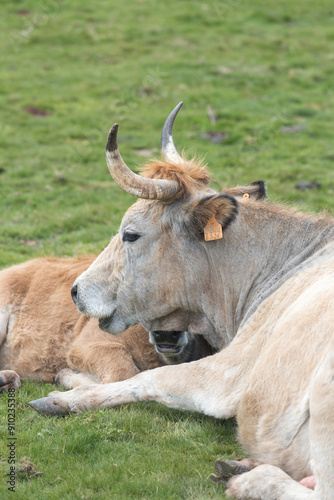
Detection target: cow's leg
<box><xmin>224</xmin><ymin>353</ymin><xmax>334</xmax><ymax>500</ymax></box>
<box><xmin>0</xmin><ymin>309</ymin><xmax>19</xmax><ymax>391</ymax></box>
<box><xmin>0</xmin><ymin>370</ymin><xmax>21</xmax><ymax>391</ymax></box>
<box><xmin>55</xmin><ymin>369</ymin><xmax>98</xmax><ymax>389</ymax></box>
<box><xmin>225</xmin><ymin>464</ymin><xmax>315</xmax><ymax>499</ymax></box>
<box><xmin>29</xmin><ymin>337</ymin><xmax>255</xmax><ymax>416</ymax></box>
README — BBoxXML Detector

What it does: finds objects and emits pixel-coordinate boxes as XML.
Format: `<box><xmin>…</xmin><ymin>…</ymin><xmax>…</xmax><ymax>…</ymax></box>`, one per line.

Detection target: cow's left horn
<box><xmin>161</xmin><ymin>101</ymin><xmax>184</xmax><ymax>164</ymax></box>
<box><xmin>106</xmin><ymin>124</ymin><xmax>179</xmax><ymax>200</ymax></box>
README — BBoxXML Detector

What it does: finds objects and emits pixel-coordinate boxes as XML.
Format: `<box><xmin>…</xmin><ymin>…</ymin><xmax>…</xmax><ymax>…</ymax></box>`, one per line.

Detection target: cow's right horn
<box><xmin>106</xmin><ymin>124</ymin><xmax>179</xmax><ymax>200</ymax></box>
<box><xmin>161</xmin><ymin>101</ymin><xmax>184</xmax><ymax>164</ymax></box>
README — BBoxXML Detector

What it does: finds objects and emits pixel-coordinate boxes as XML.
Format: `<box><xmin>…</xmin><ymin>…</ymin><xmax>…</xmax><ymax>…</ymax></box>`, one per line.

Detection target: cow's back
<box><xmin>0</xmin><ymin>256</ymin><xmax>94</xmax><ymax>380</ymax></box>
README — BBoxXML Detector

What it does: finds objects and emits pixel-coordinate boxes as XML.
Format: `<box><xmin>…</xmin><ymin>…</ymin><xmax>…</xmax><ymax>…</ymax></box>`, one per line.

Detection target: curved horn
<box><xmin>161</xmin><ymin>101</ymin><xmax>184</xmax><ymax>164</ymax></box>
<box><xmin>106</xmin><ymin>124</ymin><xmax>179</xmax><ymax>200</ymax></box>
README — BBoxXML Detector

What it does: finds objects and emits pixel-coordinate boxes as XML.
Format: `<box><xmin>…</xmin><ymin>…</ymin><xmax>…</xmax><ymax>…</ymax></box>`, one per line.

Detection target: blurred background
<box><xmin>1</xmin><ymin>0</ymin><xmax>334</xmax><ymax>267</ymax></box>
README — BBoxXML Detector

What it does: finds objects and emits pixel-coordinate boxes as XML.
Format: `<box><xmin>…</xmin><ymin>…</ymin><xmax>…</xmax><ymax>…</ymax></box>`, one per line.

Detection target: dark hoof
<box><xmin>54</xmin><ymin>369</ymin><xmax>66</xmax><ymax>386</ymax></box>
<box><xmin>0</xmin><ymin>370</ymin><xmax>21</xmax><ymax>392</ymax></box>
<box><xmin>0</xmin><ymin>380</ymin><xmax>11</xmax><ymax>392</ymax></box>
<box><xmin>211</xmin><ymin>460</ymin><xmax>250</xmax><ymax>485</ymax></box>
<box><xmin>28</xmin><ymin>397</ymin><xmax>68</xmax><ymax>416</ymax></box>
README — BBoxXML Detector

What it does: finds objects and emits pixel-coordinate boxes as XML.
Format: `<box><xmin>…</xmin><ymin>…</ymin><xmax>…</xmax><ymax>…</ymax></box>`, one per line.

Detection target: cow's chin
<box><xmin>98</xmin><ymin>313</ymin><xmax>131</xmax><ymax>335</ymax></box>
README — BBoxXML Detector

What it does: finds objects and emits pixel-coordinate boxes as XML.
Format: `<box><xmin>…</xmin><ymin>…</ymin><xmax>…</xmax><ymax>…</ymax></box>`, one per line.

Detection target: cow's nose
<box><xmin>71</xmin><ymin>284</ymin><xmax>78</xmax><ymax>304</ymax></box>
<box><xmin>171</xmin><ymin>331</ymin><xmax>181</xmax><ymax>341</ymax></box>
<box><xmin>152</xmin><ymin>331</ymin><xmax>162</xmax><ymax>342</ymax></box>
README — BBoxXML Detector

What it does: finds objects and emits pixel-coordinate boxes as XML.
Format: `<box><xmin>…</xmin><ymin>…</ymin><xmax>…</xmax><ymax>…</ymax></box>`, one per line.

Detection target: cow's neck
<box><xmin>199</xmin><ymin>203</ymin><xmax>334</xmax><ymax>349</ymax></box>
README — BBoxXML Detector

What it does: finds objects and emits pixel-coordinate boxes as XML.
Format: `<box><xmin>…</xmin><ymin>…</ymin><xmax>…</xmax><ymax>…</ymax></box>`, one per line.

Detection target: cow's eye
<box><xmin>123</xmin><ymin>231</ymin><xmax>141</xmax><ymax>242</ymax></box>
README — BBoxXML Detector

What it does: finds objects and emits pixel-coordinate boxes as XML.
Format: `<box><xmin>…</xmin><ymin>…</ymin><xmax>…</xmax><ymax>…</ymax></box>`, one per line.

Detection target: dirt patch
<box><xmin>15</xmin><ymin>9</ymin><xmax>31</xmax><ymax>15</ymax></box>
<box><xmin>17</xmin><ymin>457</ymin><xmax>43</xmax><ymax>479</ymax></box>
<box><xmin>23</xmin><ymin>106</ymin><xmax>51</xmax><ymax>117</ymax></box>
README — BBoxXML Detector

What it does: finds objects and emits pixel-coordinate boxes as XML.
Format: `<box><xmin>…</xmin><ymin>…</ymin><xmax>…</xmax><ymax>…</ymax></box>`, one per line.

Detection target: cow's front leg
<box><xmin>30</xmin><ymin>368</ymin><xmax>171</xmax><ymax>415</ymax></box>
<box><xmin>29</xmin><ymin>347</ymin><xmax>248</xmax><ymax>417</ymax></box>
<box><xmin>29</xmin><ymin>378</ymin><xmax>142</xmax><ymax>415</ymax></box>
<box><xmin>0</xmin><ymin>370</ymin><xmax>21</xmax><ymax>391</ymax></box>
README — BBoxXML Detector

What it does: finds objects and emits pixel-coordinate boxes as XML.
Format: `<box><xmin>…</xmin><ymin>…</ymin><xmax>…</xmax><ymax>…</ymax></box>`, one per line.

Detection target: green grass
<box><xmin>1</xmin><ymin>383</ymin><xmax>241</xmax><ymax>499</ymax></box>
<box><xmin>1</xmin><ymin>0</ymin><xmax>334</xmax><ymax>497</ymax></box>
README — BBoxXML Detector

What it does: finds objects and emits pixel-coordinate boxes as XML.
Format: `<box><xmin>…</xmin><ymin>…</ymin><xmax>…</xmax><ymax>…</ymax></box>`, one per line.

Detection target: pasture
<box><xmin>1</xmin><ymin>0</ymin><xmax>334</xmax><ymax>498</ymax></box>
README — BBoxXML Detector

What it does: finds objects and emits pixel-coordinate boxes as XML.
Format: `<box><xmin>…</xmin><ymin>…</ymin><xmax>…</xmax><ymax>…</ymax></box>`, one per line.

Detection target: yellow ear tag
<box><xmin>243</xmin><ymin>193</ymin><xmax>250</xmax><ymax>199</ymax></box>
<box><xmin>204</xmin><ymin>217</ymin><xmax>223</xmax><ymax>241</ymax></box>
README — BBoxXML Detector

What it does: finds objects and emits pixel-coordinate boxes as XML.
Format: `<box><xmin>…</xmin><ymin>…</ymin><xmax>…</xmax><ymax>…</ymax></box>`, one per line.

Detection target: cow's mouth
<box><xmin>149</xmin><ymin>330</ymin><xmax>188</xmax><ymax>357</ymax></box>
<box><xmin>156</xmin><ymin>344</ymin><xmax>183</xmax><ymax>354</ymax></box>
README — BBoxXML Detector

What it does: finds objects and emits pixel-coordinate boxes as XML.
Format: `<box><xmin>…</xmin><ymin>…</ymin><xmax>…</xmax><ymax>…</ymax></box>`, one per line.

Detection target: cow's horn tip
<box><xmin>106</xmin><ymin>123</ymin><xmax>119</xmax><ymax>152</ymax></box>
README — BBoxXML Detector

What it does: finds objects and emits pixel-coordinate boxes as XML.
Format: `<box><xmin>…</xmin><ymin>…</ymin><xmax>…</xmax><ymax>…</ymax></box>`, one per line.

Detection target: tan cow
<box><xmin>0</xmin><ymin>257</ymin><xmax>215</xmax><ymax>392</ymax></box>
<box><xmin>30</xmin><ymin>104</ymin><xmax>334</xmax><ymax>499</ymax></box>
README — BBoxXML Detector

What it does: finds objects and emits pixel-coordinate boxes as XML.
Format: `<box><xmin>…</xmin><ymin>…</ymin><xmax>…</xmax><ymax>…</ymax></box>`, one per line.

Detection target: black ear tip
<box><xmin>222</xmin><ymin>193</ymin><xmax>239</xmax><ymax>210</ymax></box>
<box><xmin>250</xmin><ymin>180</ymin><xmax>267</xmax><ymax>199</ymax></box>
<box><xmin>218</xmin><ymin>193</ymin><xmax>239</xmax><ymax>230</ymax></box>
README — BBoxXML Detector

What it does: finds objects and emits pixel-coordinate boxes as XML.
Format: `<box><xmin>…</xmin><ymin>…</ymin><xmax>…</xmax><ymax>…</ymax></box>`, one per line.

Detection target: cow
<box><xmin>29</xmin><ymin>103</ymin><xmax>334</xmax><ymax>499</ymax></box>
<box><xmin>0</xmin><ymin>256</ymin><xmax>215</xmax><ymax>392</ymax></box>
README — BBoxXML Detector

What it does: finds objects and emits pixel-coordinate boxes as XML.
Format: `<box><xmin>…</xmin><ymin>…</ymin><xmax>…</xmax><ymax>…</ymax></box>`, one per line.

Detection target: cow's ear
<box><xmin>223</xmin><ymin>180</ymin><xmax>266</xmax><ymax>200</ymax></box>
<box><xmin>188</xmin><ymin>194</ymin><xmax>238</xmax><ymax>237</ymax></box>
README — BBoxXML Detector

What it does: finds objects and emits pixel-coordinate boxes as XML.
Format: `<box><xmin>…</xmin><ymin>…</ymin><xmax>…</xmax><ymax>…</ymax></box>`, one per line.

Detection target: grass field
<box><xmin>1</xmin><ymin>0</ymin><xmax>334</xmax><ymax>498</ymax></box>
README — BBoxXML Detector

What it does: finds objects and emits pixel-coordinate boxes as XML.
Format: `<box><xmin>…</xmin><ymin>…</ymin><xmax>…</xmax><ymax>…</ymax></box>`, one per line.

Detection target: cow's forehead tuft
<box><xmin>140</xmin><ymin>158</ymin><xmax>211</xmax><ymax>199</ymax></box>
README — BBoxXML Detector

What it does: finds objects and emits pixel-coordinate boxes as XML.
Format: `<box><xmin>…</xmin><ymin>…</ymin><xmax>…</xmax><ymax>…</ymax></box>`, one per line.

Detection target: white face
<box><xmin>72</xmin><ymin>198</ymin><xmax>211</xmax><ymax>335</ymax></box>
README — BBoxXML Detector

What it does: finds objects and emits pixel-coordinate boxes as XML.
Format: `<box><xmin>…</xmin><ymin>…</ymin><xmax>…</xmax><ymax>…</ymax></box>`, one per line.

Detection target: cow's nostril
<box><xmin>153</xmin><ymin>331</ymin><xmax>162</xmax><ymax>341</ymax></box>
<box><xmin>171</xmin><ymin>331</ymin><xmax>181</xmax><ymax>341</ymax></box>
<box><xmin>71</xmin><ymin>284</ymin><xmax>78</xmax><ymax>304</ymax></box>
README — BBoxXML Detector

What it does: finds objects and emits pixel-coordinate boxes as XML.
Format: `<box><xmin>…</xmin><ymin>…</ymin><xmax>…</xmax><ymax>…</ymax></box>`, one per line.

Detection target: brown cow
<box><xmin>30</xmin><ymin>103</ymin><xmax>334</xmax><ymax>499</ymax></box>
<box><xmin>0</xmin><ymin>256</ymin><xmax>216</xmax><ymax>392</ymax></box>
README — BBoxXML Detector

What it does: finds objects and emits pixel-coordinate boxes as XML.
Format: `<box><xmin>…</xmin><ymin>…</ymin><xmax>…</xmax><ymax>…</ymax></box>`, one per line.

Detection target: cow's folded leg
<box><xmin>29</xmin><ymin>348</ymin><xmax>249</xmax><ymax>416</ymax></box>
<box><xmin>55</xmin><ymin>368</ymin><xmax>98</xmax><ymax>389</ymax></box>
<box><xmin>0</xmin><ymin>370</ymin><xmax>21</xmax><ymax>392</ymax></box>
<box><xmin>225</xmin><ymin>464</ymin><xmax>315</xmax><ymax>499</ymax></box>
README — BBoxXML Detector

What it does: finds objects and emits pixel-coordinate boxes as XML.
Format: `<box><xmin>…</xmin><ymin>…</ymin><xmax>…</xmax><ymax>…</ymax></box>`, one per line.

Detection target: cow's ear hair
<box><xmin>223</xmin><ymin>180</ymin><xmax>266</xmax><ymax>200</ymax></box>
<box><xmin>188</xmin><ymin>194</ymin><xmax>238</xmax><ymax>237</ymax></box>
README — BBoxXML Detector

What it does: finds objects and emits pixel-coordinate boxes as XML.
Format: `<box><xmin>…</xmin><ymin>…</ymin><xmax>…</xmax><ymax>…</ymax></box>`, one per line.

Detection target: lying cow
<box><xmin>30</xmin><ymin>103</ymin><xmax>334</xmax><ymax>499</ymax></box>
<box><xmin>0</xmin><ymin>256</ymin><xmax>215</xmax><ymax>392</ymax></box>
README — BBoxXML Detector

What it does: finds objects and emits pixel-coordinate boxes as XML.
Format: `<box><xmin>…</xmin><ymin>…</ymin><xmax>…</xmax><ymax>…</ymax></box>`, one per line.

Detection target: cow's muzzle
<box><xmin>149</xmin><ymin>330</ymin><xmax>188</xmax><ymax>355</ymax></box>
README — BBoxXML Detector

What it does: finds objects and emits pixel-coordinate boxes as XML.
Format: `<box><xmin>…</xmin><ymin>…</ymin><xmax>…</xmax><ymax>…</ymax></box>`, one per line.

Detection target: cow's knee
<box><xmin>55</xmin><ymin>368</ymin><xmax>98</xmax><ymax>389</ymax></box>
<box><xmin>0</xmin><ymin>370</ymin><xmax>21</xmax><ymax>392</ymax></box>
